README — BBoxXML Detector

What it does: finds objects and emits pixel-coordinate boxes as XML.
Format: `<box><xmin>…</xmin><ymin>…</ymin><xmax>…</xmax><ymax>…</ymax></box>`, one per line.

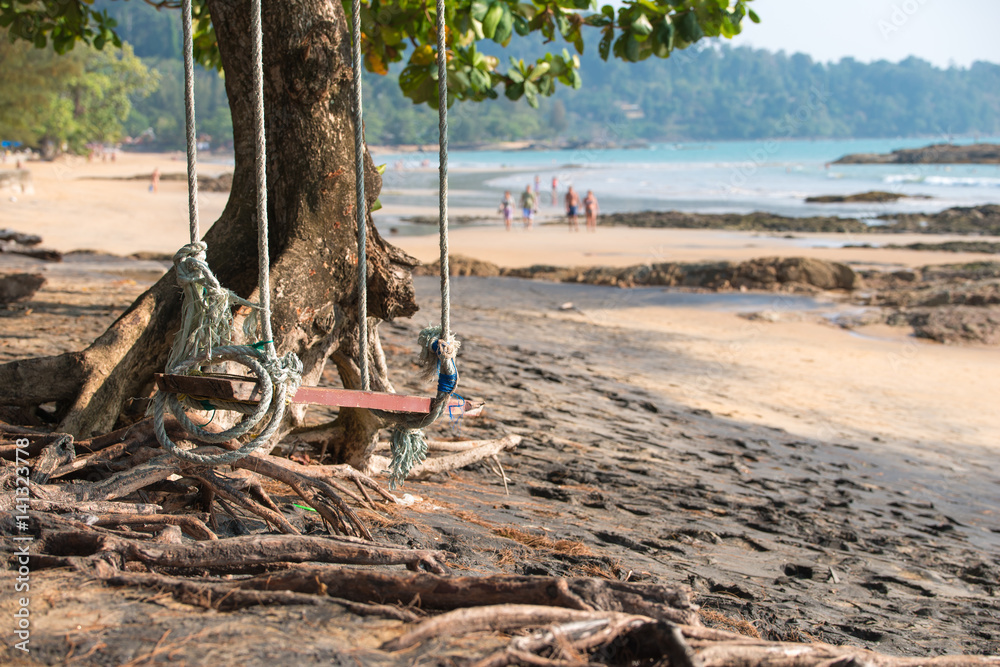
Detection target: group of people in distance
<box><xmin>499</xmin><ymin>175</ymin><xmax>599</xmax><ymax>232</ymax></box>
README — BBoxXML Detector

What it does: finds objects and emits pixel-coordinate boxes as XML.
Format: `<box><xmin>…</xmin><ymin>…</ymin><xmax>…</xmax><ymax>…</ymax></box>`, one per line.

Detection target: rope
<box><xmin>345</xmin><ymin>0</ymin><xmax>459</xmax><ymax>485</ymax></box>
<box><xmin>154</xmin><ymin>346</ymin><xmax>303</xmax><ymax>465</ymax></box>
<box><xmin>181</xmin><ymin>0</ymin><xmax>199</xmax><ymax>242</ymax></box>
<box><xmin>251</xmin><ymin>0</ymin><xmax>276</xmax><ymax>360</ymax></box>
<box><xmin>435</xmin><ymin>0</ymin><xmax>451</xmax><ymax>343</ymax></box>
<box><xmin>153</xmin><ymin>0</ymin><xmax>300</xmax><ymax>467</ymax></box>
<box><xmin>351</xmin><ymin>0</ymin><xmax>369</xmax><ymax>391</ymax></box>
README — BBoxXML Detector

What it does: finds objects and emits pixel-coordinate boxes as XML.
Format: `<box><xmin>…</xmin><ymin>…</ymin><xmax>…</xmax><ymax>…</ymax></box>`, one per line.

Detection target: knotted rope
<box><xmin>153</xmin><ymin>0</ymin><xmax>301</xmax><ymax>466</ymax></box>
<box><xmin>351</xmin><ymin>0</ymin><xmax>458</xmax><ymax>485</ymax></box>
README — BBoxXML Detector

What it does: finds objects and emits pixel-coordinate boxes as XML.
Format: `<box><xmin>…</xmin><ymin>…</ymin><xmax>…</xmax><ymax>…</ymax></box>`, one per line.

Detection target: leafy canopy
<box><xmin>0</xmin><ymin>32</ymin><xmax>157</xmax><ymax>150</ymax></box>
<box><xmin>1</xmin><ymin>0</ymin><xmax>758</xmax><ymax>108</ymax></box>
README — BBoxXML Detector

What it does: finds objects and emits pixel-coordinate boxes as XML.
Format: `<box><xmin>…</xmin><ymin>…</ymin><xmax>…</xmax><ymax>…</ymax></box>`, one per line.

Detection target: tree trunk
<box><xmin>0</xmin><ymin>0</ymin><xmax>419</xmax><ymax>466</ymax></box>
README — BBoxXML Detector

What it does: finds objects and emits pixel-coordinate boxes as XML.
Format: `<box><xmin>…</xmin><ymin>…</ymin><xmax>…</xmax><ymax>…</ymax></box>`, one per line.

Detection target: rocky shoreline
<box><xmin>597</xmin><ymin>205</ymin><xmax>1000</xmax><ymax>236</ymax></box>
<box><xmin>834</xmin><ymin>142</ymin><xmax>1000</xmax><ymax>164</ymax></box>
<box><xmin>418</xmin><ymin>255</ymin><xmax>1000</xmax><ymax>345</ymax></box>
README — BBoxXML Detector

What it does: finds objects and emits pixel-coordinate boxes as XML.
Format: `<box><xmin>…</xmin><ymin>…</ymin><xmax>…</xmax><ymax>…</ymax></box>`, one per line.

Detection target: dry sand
<box><xmin>0</xmin><ymin>152</ymin><xmax>228</xmax><ymax>255</ymax></box>
<box><xmin>392</xmin><ymin>224</ymin><xmax>1000</xmax><ymax>270</ymax></box>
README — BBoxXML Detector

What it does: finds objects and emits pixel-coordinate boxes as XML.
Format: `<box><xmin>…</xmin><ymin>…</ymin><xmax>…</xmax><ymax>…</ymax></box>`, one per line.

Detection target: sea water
<box><xmin>373</xmin><ymin>136</ymin><xmax>1000</xmax><ymax>232</ymax></box>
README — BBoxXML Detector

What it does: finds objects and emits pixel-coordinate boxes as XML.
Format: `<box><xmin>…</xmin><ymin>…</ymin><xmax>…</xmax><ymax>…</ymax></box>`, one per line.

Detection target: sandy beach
<box><xmin>3</xmin><ymin>152</ymin><xmax>999</xmax><ymax>453</ymax></box>
<box><xmin>1</xmin><ymin>152</ymin><xmax>999</xmax><ymax>660</ymax></box>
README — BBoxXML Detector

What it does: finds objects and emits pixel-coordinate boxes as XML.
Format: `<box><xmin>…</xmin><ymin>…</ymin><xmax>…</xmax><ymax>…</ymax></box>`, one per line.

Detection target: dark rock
<box><xmin>834</xmin><ymin>142</ymin><xmax>1000</xmax><ymax>165</ymax></box>
<box><xmin>806</xmin><ymin>191</ymin><xmax>925</xmax><ymax>204</ymax></box>
<box><xmin>0</xmin><ymin>273</ymin><xmax>45</xmax><ymax>303</ymax></box>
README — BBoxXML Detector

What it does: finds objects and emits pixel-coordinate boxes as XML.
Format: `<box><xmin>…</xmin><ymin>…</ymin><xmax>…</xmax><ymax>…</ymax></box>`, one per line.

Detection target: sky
<box><xmin>734</xmin><ymin>0</ymin><xmax>1000</xmax><ymax>68</ymax></box>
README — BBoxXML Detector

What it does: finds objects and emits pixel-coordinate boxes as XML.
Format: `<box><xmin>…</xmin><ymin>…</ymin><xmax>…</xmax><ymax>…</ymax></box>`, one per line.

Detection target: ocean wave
<box><xmin>883</xmin><ymin>174</ymin><xmax>1000</xmax><ymax>187</ymax></box>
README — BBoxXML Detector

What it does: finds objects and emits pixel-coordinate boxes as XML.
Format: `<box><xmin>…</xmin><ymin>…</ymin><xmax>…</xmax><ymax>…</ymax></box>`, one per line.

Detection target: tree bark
<box><xmin>0</xmin><ymin>0</ymin><xmax>419</xmax><ymax>464</ymax></box>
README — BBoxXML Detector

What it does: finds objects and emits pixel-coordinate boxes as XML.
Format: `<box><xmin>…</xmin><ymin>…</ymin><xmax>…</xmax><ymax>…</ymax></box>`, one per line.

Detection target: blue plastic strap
<box><xmin>437</xmin><ymin>372</ymin><xmax>458</xmax><ymax>394</ymax></box>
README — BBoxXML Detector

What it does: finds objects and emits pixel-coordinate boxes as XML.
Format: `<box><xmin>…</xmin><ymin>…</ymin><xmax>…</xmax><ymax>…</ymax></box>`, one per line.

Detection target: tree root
<box><xmin>16</xmin><ymin>510</ymin><xmax>450</xmax><ymax>574</ymax></box>
<box><xmin>102</xmin><ymin>571</ymin><xmax>423</xmax><ymax>621</ymax></box>
<box><xmin>381</xmin><ymin>605</ymin><xmax>640</xmax><ymax>652</ymax></box>
<box><xmin>13</xmin><ymin>416</ymin><xmax>401</xmax><ymax>539</ymax></box>
<box><xmin>390</xmin><ymin>604</ymin><xmax>999</xmax><ymax>667</ymax></box>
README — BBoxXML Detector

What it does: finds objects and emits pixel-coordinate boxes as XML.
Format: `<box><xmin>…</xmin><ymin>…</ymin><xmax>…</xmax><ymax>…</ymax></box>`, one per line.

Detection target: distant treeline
<box><xmin>100</xmin><ymin>1</ymin><xmax>1000</xmax><ymax>149</ymax></box>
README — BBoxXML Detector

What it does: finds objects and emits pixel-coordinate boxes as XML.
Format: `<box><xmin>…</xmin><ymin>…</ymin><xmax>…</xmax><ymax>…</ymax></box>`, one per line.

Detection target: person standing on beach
<box><xmin>534</xmin><ymin>174</ymin><xmax>541</xmax><ymax>196</ymax></box>
<box><xmin>499</xmin><ymin>190</ymin><xmax>515</xmax><ymax>231</ymax></box>
<box><xmin>564</xmin><ymin>186</ymin><xmax>580</xmax><ymax>232</ymax></box>
<box><xmin>583</xmin><ymin>190</ymin><xmax>599</xmax><ymax>232</ymax></box>
<box><xmin>551</xmin><ymin>175</ymin><xmax>559</xmax><ymax>205</ymax></box>
<box><xmin>150</xmin><ymin>167</ymin><xmax>160</xmax><ymax>193</ymax></box>
<box><xmin>520</xmin><ymin>185</ymin><xmax>537</xmax><ymax>229</ymax></box>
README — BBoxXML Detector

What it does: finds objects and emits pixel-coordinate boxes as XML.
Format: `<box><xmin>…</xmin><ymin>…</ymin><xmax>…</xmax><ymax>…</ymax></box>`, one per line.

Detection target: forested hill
<box><xmin>367</xmin><ymin>45</ymin><xmax>1000</xmax><ymax>145</ymax></box>
<box><xmin>101</xmin><ymin>1</ymin><xmax>1000</xmax><ymax>149</ymax></box>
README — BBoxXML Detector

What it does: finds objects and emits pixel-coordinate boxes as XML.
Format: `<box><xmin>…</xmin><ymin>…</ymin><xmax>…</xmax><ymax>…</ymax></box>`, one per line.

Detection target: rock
<box><xmin>0</xmin><ymin>273</ymin><xmax>45</xmax><ymax>303</ymax></box>
<box><xmin>775</xmin><ymin>257</ymin><xmax>858</xmax><ymax>291</ymax></box>
<box><xmin>599</xmin><ymin>209</ymin><xmax>870</xmax><ymax>234</ymax></box>
<box><xmin>415</xmin><ymin>254</ymin><xmax>502</xmax><ymax>277</ymax></box>
<box><xmin>805</xmin><ymin>191</ymin><xmax>922</xmax><ymax>204</ymax></box>
<box><xmin>834</xmin><ymin>142</ymin><xmax>1000</xmax><ymax>165</ymax></box>
<box><xmin>482</xmin><ymin>257</ymin><xmax>859</xmax><ymax>293</ymax></box>
<box><xmin>877</xmin><ymin>205</ymin><xmax>1000</xmax><ymax>236</ymax></box>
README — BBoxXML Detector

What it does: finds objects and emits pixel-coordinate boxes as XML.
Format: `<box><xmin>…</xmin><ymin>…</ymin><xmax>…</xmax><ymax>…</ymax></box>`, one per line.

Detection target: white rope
<box><xmin>350</xmin><ymin>0</ymin><xmax>370</xmax><ymax>390</ymax></box>
<box><xmin>250</xmin><ymin>0</ymin><xmax>276</xmax><ymax>360</ymax></box>
<box><xmin>153</xmin><ymin>0</ymin><xmax>300</xmax><ymax>467</ymax></box>
<box><xmin>435</xmin><ymin>0</ymin><xmax>452</xmax><ymax>346</ymax></box>
<box><xmin>181</xmin><ymin>0</ymin><xmax>199</xmax><ymax>242</ymax></box>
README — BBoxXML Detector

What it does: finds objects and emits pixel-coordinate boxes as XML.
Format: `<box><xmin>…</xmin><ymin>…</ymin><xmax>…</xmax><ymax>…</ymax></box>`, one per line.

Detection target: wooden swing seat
<box><xmin>154</xmin><ymin>373</ymin><xmax>483</xmax><ymax>416</ymax></box>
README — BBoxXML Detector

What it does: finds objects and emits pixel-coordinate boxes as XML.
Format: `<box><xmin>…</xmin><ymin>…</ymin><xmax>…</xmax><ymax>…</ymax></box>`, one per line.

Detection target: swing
<box><xmin>153</xmin><ymin>0</ymin><xmax>470</xmax><ymax>480</ymax></box>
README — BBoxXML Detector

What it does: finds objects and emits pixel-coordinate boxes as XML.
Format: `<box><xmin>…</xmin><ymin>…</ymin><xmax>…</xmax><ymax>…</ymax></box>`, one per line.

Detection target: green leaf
<box><xmin>504</xmin><ymin>81</ymin><xmax>523</xmax><ymax>100</ymax></box>
<box><xmin>470</xmin><ymin>0</ymin><xmax>490</xmax><ymax>21</ymax></box>
<box><xmin>631</xmin><ymin>13</ymin><xmax>653</xmax><ymax>36</ymax></box>
<box><xmin>482</xmin><ymin>2</ymin><xmax>503</xmax><ymax>39</ymax></box>
<box><xmin>598</xmin><ymin>29</ymin><xmax>612</xmax><ymax>60</ymax></box>
<box><xmin>371</xmin><ymin>198</ymin><xmax>382</xmax><ymax>212</ymax></box>
<box><xmin>748</xmin><ymin>8</ymin><xmax>761</xmax><ymax>23</ymax></box>
<box><xmin>555</xmin><ymin>13</ymin><xmax>571</xmax><ymax>38</ymax></box>
<box><xmin>527</xmin><ymin>61</ymin><xmax>549</xmax><ymax>81</ymax></box>
<box><xmin>513</xmin><ymin>14</ymin><xmax>530</xmax><ymax>36</ymax></box>
<box><xmin>657</xmin><ymin>19</ymin><xmax>675</xmax><ymax>51</ymax></box>
<box><xmin>626</xmin><ymin>34</ymin><xmax>640</xmax><ymax>62</ymax></box>
<box><xmin>677</xmin><ymin>11</ymin><xmax>704</xmax><ymax>42</ymax></box>
<box><xmin>494</xmin><ymin>3</ymin><xmax>513</xmax><ymax>43</ymax></box>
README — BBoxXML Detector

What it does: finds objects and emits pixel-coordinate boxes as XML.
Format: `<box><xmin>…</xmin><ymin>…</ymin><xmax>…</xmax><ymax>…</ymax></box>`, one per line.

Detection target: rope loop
<box><xmin>153</xmin><ymin>345</ymin><xmax>302</xmax><ymax>466</ymax></box>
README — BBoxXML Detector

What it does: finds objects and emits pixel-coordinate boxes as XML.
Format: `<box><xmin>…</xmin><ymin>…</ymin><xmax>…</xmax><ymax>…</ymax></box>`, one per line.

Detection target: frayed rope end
<box><xmin>387</xmin><ymin>426</ymin><xmax>429</xmax><ymax>488</ymax></box>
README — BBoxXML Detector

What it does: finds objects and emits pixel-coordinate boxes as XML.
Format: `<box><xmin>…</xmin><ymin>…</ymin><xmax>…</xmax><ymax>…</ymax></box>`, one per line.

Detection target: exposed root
<box><xmin>15</xmin><ymin>510</ymin><xmax>450</xmax><ymax>575</ymax></box>
<box><xmin>381</xmin><ymin>605</ymin><xmax>639</xmax><ymax>652</ymax></box>
<box><xmin>102</xmin><ymin>571</ymin><xmax>422</xmax><ymax>621</ymax></box>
